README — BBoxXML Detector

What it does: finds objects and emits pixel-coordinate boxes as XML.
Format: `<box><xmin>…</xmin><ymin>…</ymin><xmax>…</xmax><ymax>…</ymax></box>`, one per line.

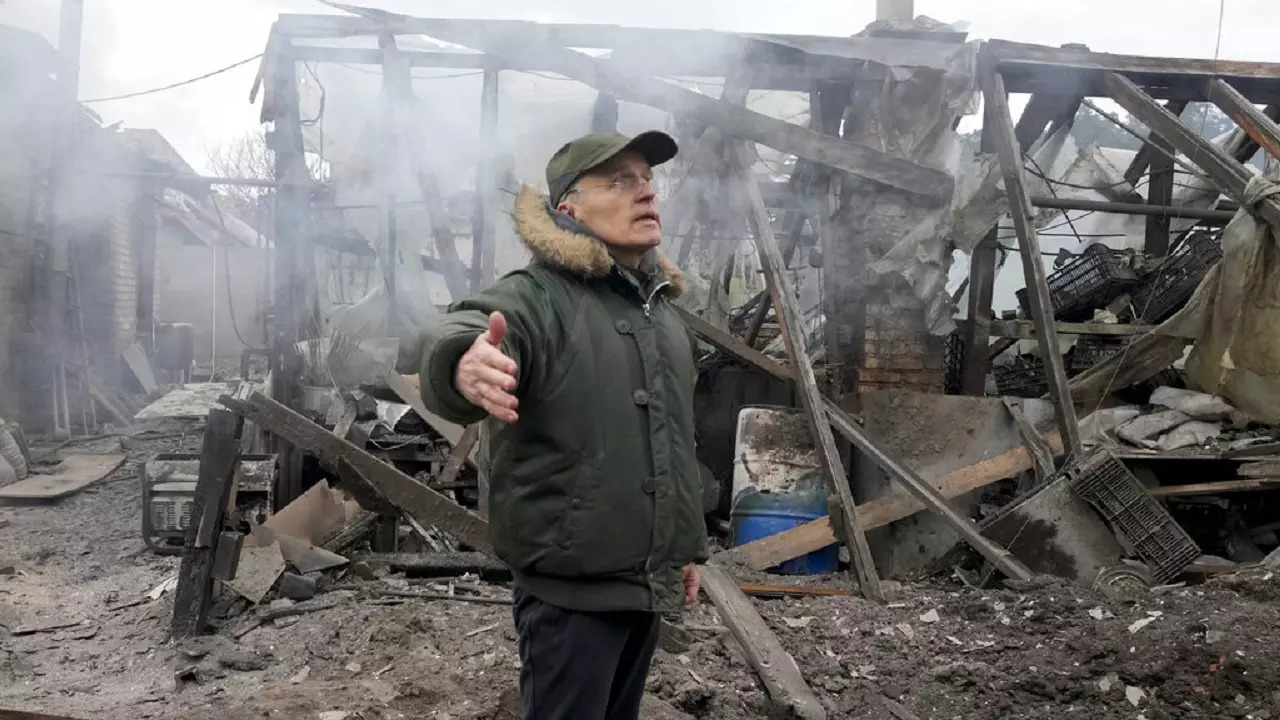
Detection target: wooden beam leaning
<box><xmin>1206</xmin><ymin>78</ymin><xmax>1280</xmax><ymax>161</ymax></box>
<box><xmin>220</xmin><ymin>391</ymin><xmax>494</xmax><ymax>557</ymax></box>
<box><xmin>823</xmin><ymin>406</ymin><xmax>1033</xmax><ymax>581</ymax></box>
<box><xmin>1104</xmin><ymin>72</ymin><xmax>1280</xmax><ymax>229</ymax></box>
<box><xmin>171</xmin><ymin>409</ymin><xmax>243</xmax><ymax>639</ymax></box>
<box><xmin>724</xmin><ymin>140</ymin><xmax>884</xmax><ymax>602</ymax></box>
<box><xmin>412</xmin><ymin>26</ymin><xmax>952</xmax><ymax>197</ymax></box>
<box><xmin>724</xmin><ymin>431</ymin><xmax>1065</xmax><ymax>571</ymax></box>
<box><xmin>982</xmin><ymin>67</ymin><xmax>1082</xmax><ymax>455</ymax></box>
<box><xmin>700</xmin><ymin>565</ymin><xmax>827</xmax><ymax>720</ymax></box>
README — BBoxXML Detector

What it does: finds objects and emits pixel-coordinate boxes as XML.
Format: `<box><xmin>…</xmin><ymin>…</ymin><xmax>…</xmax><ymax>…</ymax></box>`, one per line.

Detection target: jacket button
<box><xmin>641</xmin><ymin>477</ymin><xmax>655</xmax><ymax>494</ymax></box>
<box><xmin>571</xmin><ymin>498</ymin><xmax>582</xmax><ymax>509</ymax></box>
<box><xmin>615</xmin><ymin>319</ymin><xmax>632</xmax><ymax>334</ymax></box>
<box><xmin>632</xmin><ymin>389</ymin><xmax>649</xmax><ymax>406</ymax></box>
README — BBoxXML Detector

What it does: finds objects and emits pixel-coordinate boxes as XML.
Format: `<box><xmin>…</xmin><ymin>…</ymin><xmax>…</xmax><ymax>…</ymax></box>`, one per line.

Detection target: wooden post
<box><xmin>472</xmin><ymin>64</ymin><xmax>501</xmax><ymax>292</ymax></box>
<box><xmin>981</xmin><ymin>68</ymin><xmax>1081</xmax><ymax>455</ymax></box>
<box><xmin>1144</xmin><ymin>132</ymin><xmax>1175</xmax><ymax>257</ymax></box>
<box><xmin>171</xmin><ymin>409</ymin><xmax>243</xmax><ymax>638</ymax></box>
<box><xmin>725</xmin><ymin>141</ymin><xmax>884</xmax><ymax>602</ymax></box>
<box><xmin>268</xmin><ymin>37</ymin><xmax>310</xmax><ymax>507</ymax></box>
<box><xmin>1123</xmin><ymin>100</ymin><xmax>1188</xmax><ymax>186</ymax></box>
<box><xmin>379</xmin><ymin>34</ymin><xmax>471</xmax><ymax>301</ymax></box>
<box><xmin>960</xmin><ymin>121</ymin><xmax>1000</xmax><ymax>396</ymax></box>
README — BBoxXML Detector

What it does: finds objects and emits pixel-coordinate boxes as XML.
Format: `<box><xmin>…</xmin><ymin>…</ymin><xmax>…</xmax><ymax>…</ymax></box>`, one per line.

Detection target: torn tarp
<box><xmin>1166</xmin><ymin>164</ymin><xmax>1280</xmax><ymax>423</ymax></box>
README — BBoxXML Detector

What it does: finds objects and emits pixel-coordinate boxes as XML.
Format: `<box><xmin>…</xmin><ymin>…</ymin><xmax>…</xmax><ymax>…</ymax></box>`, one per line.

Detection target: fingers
<box><xmin>481</xmin><ymin>311</ymin><xmax>508</xmax><ymax>346</ymax></box>
<box><xmin>470</xmin><ymin>335</ymin><xmax>518</xmax><ymax>375</ymax></box>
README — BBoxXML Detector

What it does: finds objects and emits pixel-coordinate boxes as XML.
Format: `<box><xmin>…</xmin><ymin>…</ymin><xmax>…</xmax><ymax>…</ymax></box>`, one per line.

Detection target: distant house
<box><xmin>0</xmin><ymin>25</ymin><xmax>263</xmax><ymax>427</ymax></box>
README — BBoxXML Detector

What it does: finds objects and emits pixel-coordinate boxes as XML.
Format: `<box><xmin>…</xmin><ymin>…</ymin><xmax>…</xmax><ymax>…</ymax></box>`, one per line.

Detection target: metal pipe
<box><xmin>1029</xmin><ymin>195</ymin><xmax>1236</xmax><ymax>222</ymax></box>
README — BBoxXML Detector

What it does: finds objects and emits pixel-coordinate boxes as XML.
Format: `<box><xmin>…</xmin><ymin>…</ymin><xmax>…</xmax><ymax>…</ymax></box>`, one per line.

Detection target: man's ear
<box><xmin>556</xmin><ymin>200</ymin><xmax>576</xmax><ymax>218</ymax></box>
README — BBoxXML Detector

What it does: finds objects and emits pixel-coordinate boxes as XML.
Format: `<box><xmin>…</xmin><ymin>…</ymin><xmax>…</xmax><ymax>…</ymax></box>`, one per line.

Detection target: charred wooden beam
<box><xmin>725</xmin><ymin>140</ymin><xmax>884</xmax><ymax>602</ymax></box>
<box><xmin>1206</xmin><ymin>79</ymin><xmax>1280</xmax><ymax>162</ymax></box>
<box><xmin>987</xmin><ymin>319</ymin><xmax>1161</xmax><ymax>339</ymax></box>
<box><xmin>354</xmin><ymin>551</ymin><xmax>510</xmax><ymax>578</ymax></box>
<box><xmin>700</xmin><ymin>565</ymin><xmax>827</xmax><ymax>720</ymax></box>
<box><xmin>171</xmin><ymin>409</ymin><xmax>243</xmax><ymax>639</ymax></box>
<box><xmin>987</xmin><ymin>39</ymin><xmax>1280</xmax><ymax>103</ymax></box>
<box><xmin>220</xmin><ymin>391</ymin><xmax>494</xmax><ymax>556</ymax></box>
<box><xmin>1104</xmin><ymin>72</ymin><xmax>1280</xmax><ymax>229</ymax></box>
<box><xmin>984</xmin><ymin>68</ymin><xmax>1082</xmax><ymax>455</ymax></box>
<box><xmin>413</xmin><ymin>26</ymin><xmax>953</xmax><ymax>197</ymax></box>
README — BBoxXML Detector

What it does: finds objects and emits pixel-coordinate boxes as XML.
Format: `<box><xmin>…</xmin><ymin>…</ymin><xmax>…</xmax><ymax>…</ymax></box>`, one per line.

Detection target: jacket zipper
<box><xmin>641</xmin><ymin>280</ymin><xmax>670</xmax><ymax>318</ymax></box>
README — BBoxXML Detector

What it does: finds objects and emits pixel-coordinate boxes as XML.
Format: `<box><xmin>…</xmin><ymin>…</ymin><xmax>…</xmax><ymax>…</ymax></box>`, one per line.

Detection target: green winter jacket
<box><xmin>416</xmin><ymin>185</ymin><xmax>709</xmax><ymax>614</ymax></box>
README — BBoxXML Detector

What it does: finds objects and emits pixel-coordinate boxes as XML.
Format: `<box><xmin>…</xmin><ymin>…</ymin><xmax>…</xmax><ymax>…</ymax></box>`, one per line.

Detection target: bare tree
<box><xmin>206</xmin><ymin>128</ymin><xmax>329</xmax><ymax>237</ymax></box>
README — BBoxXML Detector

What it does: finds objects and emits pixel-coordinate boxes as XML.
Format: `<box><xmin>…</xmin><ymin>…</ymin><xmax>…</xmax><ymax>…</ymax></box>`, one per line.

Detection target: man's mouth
<box><xmin>634</xmin><ymin>211</ymin><xmax>660</xmax><ymax>227</ymax></box>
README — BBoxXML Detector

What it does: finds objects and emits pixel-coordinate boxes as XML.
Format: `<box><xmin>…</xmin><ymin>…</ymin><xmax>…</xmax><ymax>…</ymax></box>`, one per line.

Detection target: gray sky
<box><xmin>3</xmin><ymin>0</ymin><xmax>1278</xmax><ymax>173</ymax></box>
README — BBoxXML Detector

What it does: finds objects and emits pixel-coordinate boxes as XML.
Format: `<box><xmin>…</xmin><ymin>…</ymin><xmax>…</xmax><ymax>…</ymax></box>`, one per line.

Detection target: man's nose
<box><xmin>635</xmin><ymin>181</ymin><xmax>657</xmax><ymax>203</ymax></box>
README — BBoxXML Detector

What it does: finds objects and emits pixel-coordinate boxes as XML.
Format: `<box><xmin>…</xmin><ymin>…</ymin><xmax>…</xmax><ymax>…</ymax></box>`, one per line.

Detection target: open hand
<box><xmin>455</xmin><ymin>312</ymin><xmax>520</xmax><ymax>423</ymax></box>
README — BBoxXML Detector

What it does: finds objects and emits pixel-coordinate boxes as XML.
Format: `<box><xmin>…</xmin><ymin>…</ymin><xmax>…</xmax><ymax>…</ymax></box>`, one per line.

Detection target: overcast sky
<box><xmin>3</xmin><ymin>0</ymin><xmax>1278</xmax><ymax>173</ymax></box>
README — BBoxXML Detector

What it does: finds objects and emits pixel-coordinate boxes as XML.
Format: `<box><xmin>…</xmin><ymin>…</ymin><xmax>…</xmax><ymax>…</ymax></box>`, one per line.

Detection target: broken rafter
<box><xmin>983</xmin><ymin>67</ymin><xmax>1082</xmax><ymax>456</ymax></box>
<box><xmin>414</xmin><ymin>25</ymin><xmax>953</xmax><ymax>197</ymax></box>
<box><xmin>219</xmin><ymin>391</ymin><xmax>494</xmax><ymax>557</ymax></box>
<box><xmin>1205</xmin><ymin>79</ymin><xmax>1280</xmax><ymax>162</ymax></box>
<box><xmin>1104</xmin><ymin>72</ymin><xmax>1280</xmax><ymax>230</ymax></box>
<box><xmin>724</xmin><ymin>139</ymin><xmax>885</xmax><ymax>602</ymax></box>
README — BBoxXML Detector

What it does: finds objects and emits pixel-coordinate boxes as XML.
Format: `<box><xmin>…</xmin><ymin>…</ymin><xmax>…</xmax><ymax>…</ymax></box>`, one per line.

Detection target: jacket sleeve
<box><xmin>416</xmin><ymin>271</ymin><xmax>559</xmax><ymax>426</ymax></box>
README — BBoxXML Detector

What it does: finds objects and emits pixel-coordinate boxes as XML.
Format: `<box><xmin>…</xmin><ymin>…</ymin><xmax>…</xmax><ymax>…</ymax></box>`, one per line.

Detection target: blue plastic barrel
<box><xmin>730</xmin><ymin>487</ymin><xmax>839</xmax><ymax>575</ymax></box>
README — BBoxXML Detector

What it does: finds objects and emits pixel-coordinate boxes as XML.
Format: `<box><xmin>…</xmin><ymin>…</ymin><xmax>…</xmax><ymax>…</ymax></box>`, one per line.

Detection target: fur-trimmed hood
<box><xmin>513</xmin><ymin>185</ymin><xmax>685</xmax><ymax>298</ymax></box>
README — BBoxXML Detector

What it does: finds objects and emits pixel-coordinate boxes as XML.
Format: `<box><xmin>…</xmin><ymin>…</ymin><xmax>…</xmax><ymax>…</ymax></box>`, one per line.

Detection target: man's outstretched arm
<box><xmin>411</xmin><ymin>272</ymin><xmax>556</xmax><ymax>426</ymax></box>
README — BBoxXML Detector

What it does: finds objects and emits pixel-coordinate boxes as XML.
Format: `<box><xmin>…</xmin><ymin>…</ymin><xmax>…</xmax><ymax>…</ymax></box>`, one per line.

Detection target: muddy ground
<box><xmin>3</xmin><ymin>417</ymin><xmax>1280</xmax><ymax>719</ymax></box>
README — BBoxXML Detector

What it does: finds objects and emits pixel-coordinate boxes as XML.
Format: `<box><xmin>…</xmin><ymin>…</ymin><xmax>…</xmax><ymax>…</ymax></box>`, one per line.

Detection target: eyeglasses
<box><xmin>569</xmin><ymin>174</ymin><xmax>662</xmax><ymax>197</ymax></box>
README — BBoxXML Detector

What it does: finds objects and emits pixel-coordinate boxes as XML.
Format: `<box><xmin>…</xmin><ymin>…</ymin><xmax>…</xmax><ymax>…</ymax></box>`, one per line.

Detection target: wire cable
<box><xmin>81</xmin><ymin>54</ymin><xmax>264</xmax><ymax>103</ymax></box>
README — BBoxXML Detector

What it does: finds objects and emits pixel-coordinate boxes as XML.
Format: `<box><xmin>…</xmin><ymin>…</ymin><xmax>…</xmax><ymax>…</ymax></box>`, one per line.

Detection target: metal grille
<box><xmin>1064</xmin><ymin>449</ymin><xmax>1200</xmax><ymax>584</ymax></box>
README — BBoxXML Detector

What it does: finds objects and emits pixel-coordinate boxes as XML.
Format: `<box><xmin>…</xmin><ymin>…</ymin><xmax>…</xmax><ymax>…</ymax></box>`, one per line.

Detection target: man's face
<box><xmin>557</xmin><ymin>150</ymin><xmax>661</xmax><ymax>254</ymax></box>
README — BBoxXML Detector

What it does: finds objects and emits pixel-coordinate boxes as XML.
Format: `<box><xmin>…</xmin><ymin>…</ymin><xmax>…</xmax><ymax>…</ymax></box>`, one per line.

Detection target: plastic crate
<box><xmin>1127</xmin><ymin>230</ymin><xmax>1223</xmax><ymax>323</ymax></box>
<box><xmin>944</xmin><ymin>330</ymin><xmax>965</xmax><ymax>395</ymax></box>
<box><xmin>1017</xmin><ymin>244</ymin><xmax>1141</xmax><ymax>322</ymax></box>
<box><xmin>1068</xmin><ymin>335</ymin><xmax>1129</xmax><ymax>376</ymax></box>
<box><xmin>1064</xmin><ymin>449</ymin><xmax>1200</xmax><ymax>584</ymax></box>
<box><xmin>994</xmin><ymin>355</ymin><xmax>1048</xmax><ymax>398</ymax></box>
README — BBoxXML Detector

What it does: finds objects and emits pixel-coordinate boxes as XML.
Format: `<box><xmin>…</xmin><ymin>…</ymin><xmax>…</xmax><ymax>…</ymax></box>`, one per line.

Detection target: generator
<box><xmin>142</xmin><ymin>453</ymin><xmax>278</xmax><ymax>555</ymax></box>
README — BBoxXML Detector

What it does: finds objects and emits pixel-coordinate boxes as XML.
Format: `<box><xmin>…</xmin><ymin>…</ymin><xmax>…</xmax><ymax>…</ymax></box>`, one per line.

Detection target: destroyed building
<box><xmin>4</xmin><ymin>5</ymin><xmax>1280</xmax><ymax>720</ymax></box>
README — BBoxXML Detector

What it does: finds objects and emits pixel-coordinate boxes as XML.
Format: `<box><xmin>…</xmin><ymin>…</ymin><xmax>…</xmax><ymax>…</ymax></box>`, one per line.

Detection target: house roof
<box><xmin>117</xmin><ymin>128</ymin><xmax>198</xmax><ymax>176</ymax></box>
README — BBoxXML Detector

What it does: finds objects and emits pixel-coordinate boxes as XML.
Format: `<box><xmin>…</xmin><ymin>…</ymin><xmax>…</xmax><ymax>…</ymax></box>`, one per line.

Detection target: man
<box><xmin>413</xmin><ymin>130</ymin><xmax>708</xmax><ymax>720</ymax></box>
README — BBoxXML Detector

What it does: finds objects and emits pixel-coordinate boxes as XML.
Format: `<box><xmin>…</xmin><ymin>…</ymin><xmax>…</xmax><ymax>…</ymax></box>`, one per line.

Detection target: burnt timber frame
<box><xmin>962</xmin><ymin>42</ymin><xmax>1280</xmax><ymax>419</ymax></box>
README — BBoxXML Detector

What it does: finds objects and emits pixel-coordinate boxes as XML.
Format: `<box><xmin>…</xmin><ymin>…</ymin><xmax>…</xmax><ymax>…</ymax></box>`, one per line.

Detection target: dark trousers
<box><xmin>512</xmin><ymin>585</ymin><xmax>660</xmax><ymax>720</ymax></box>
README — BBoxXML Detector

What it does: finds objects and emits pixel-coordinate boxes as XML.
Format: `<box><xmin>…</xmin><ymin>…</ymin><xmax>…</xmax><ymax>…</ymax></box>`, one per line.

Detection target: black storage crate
<box><xmin>1127</xmin><ymin>229</ymin><xmax>1223</xmax><ymax>324</ymax></box>
<box><xmin>994</xmin><ymin>355</ymin><xmax>1048</xmax><ymax>398</ymax></box>
<box><xmin>1064</xmin><ymin>449</ymin><xmax>1200</xmax><ymax>584</ymax></box>
<box><xmin>1068</xmin><ymin>335</ymin><xmax>1129</xmax><ymax>376</ymax></box>
<box><xmin>1016</xmin><ymin>244</ymin><xmax>1140</xmax><ymax>322</ymax></box>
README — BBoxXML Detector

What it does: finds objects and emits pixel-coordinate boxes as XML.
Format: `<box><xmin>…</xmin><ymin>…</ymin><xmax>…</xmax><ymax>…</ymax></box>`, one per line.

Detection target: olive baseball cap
<box><xmin>545</xmin><ymin>130</ymin><xmax>679</xmax><ymax>206</ymax></box>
